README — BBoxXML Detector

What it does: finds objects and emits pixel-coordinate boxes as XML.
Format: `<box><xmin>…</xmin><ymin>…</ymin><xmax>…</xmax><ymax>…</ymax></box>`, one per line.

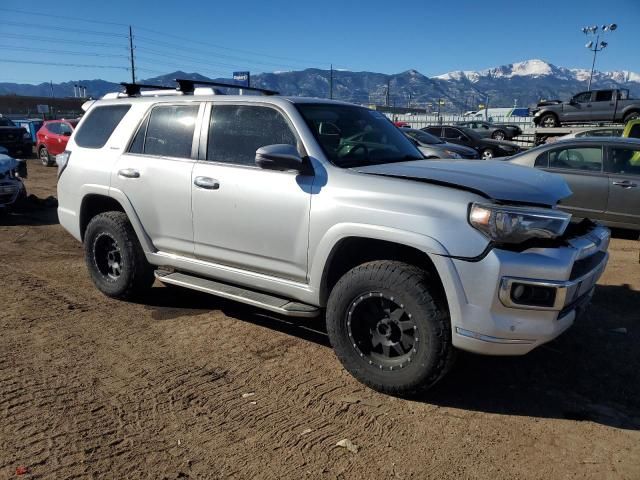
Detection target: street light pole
<box><xmin>582</xmin><ymin>23</ymin><xmax>616</xmax><ymax>91</ymax></box>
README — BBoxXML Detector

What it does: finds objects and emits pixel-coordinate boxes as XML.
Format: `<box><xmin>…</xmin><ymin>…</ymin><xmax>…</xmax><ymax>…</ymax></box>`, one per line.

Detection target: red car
<box><xmin>36</xmin><ymin>119</ymin><xmax>79</xmax><ymax>166</ymax></box>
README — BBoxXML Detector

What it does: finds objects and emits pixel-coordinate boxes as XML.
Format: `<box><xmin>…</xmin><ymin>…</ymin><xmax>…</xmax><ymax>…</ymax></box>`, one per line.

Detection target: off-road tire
<box><xmin>84</xmin><ymin>211</ymin><xmax>154</xmax><ymax>299</ymax></box>
<box><xmin>38</xmin><ymin>146</ymin><xmax>54</xmax><ymax>167</ymax></box>
<box><xmin>326</xmin><ymin>261</ymin><xmax>455</xmax><ymax>396</ymax></box>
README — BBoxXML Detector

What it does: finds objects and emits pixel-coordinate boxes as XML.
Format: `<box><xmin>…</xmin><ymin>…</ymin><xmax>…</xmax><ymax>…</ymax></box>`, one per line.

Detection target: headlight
<box><xmin>443</xmin><ymin>150</ymin><xmax>461</xmax><ymax>159</ymax></box>
<box><xmin>469</xmin><ymin>203</ymin><xmax>571</xmax><ymax>243</ymax></box>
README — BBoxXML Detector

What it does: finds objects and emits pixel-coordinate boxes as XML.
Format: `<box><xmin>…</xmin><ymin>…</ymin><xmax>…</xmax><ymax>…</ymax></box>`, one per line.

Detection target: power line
<box><xmin>2</xmin><ymin>21</ymin><xmax>128</xmax><ymax>38</ymax></box>
<box><xmin>134</xmin><ymin>36</ymin><xmax>319</xmax><ymax>71</ymax></box>
<box><xmin>0</xmin><ymin>46</ymin><xmax>128</xmax><ymax>59</ymax></box>
<box><xmin>0</xmin><ymin>58</ymin><xmax>128</xmax><ymax>70</ymax></box>
<box><xmin>0</xmin><ymin>32</ymin><xmax>127</xmax><ymax>49</ymax></box>
<box><xmin>0</xmin><ymin>7</ymin><xmax>129</xmax><ymax>27</ymax></box>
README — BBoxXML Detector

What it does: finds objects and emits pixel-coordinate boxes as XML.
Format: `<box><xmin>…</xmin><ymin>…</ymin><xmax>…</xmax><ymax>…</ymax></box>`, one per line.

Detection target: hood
<box><xmin>0</xmin><ymin>154</ymin><xmax>19</xmax><ymax>175</ymax></box>
<box><xmin>440</xmin><ymin>142</ymin><xmax>477</xmax><ymax>156</ymax></box>
<box><xmin>537</xmin><ymin>99</ymin><xmax>562</xmax><ymax>107</ymax></box>
<box><xmin>480</xmin><ymin>138</ymin><xmax>519</xmax><ymax>149</ymax></box>
<box><xmin>353</xmin><ymin>160</ymin><xmax>572</xmax><ymax>206</ymax></box>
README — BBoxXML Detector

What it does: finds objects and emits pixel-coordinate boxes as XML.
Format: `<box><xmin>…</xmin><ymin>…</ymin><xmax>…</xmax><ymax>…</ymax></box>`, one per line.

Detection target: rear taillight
<box><xmin>57</xmin><ymin>150</ymin><xmax>71</xmax><ymax>179</ymax></box>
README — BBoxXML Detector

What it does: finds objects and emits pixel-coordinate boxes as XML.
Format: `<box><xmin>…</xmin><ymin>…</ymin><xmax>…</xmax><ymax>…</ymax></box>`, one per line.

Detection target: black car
<box><xmin>455</xmin><ymin>120</ymin><xmax>522</xmax><ymax>141</ymax></box>
<box><xmin>402</xmin><ymin>128</ymin><xmax>479</xmax><ymax>159</ymax></box>
<box><xmin>0</xmin><ymin>117</ymin><xmax>33</xmax><ymax>157</ymax></box>
<box><xmin>422</xmin><ymin>125</ymin><xmax>521</xmax><ymax>159</ymax></box>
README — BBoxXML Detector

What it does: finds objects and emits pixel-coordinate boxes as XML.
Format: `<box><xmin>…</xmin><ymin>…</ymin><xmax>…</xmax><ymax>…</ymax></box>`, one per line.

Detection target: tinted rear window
<box><xmin>74</xmin><ymin>105</ymin><xmax>131</xmax><ymax>148</ymax></box>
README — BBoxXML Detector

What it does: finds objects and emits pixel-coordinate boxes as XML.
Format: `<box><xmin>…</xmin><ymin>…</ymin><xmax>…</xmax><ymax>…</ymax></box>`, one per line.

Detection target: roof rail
<box><xmin>120</xmin><ymin>82</ymin><xmax>176</xmax><ymax>96</ymax></box>
<box><xmin>175</xmin><ymin>78</ymin><xmax>279</xmax><ymax>96</ymax></box>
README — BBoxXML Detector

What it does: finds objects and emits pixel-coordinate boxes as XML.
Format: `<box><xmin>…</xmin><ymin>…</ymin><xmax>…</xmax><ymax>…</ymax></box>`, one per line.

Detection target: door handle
<box><xmin>612</xmin><ymin>180</ymin><xmax>637</xmax><ymax>188</ymax></box>
<box><xmin>194</xmin><ymin>176</ymin><xmax>220</xmax><ymax>190</ymax></box>
<box><xmin>118</xmin><ymin>168</ymin><xmax>140</xmax><ymax>179</ymax></box>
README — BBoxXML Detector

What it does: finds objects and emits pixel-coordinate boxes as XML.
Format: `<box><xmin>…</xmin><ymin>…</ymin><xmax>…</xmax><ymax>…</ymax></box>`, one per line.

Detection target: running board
<box><xmin>155</xmin><ymin>271</ymin><xmax>320</xmax><ymax>318</ymax></box>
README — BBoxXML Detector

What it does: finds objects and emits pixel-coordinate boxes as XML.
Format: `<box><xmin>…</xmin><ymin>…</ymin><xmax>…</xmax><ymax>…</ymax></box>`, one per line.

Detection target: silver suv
<box><xmin>57</xmin><ymin>81</ymin><xmax>610</xmax><ymax>395</ymax></box>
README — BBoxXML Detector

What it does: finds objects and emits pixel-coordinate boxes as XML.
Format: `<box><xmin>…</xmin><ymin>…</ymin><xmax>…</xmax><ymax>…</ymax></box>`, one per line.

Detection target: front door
<box><xmin>589</xmin><ymin>90</ymin><xmax>615</xmax><ymax>122</ymax></box>
<box><xmin>543</xmin><ymin>145</ymin><xmax>608</xmax><ymax>221</ymax></box>
<box><xmin>563</xmin><ymin>91</ymin><xmax>594</xmax><ymax>123</ymax></box>
<box><xmin>111</xmin><ymin>102</ymin><xmax>202</xmax><ymax>256</ymax></box>
<box><xmin>604</xmin><ymin>144</ymin><xmax>640</xmax><ymax>228</ymax></box>
<box><xmin>191</xmin><ymin>103</ymin><xmax>312</xmax><ymax>282</ymax></box>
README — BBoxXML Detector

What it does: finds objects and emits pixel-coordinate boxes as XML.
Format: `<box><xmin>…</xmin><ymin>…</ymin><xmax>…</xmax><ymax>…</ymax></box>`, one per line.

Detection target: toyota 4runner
<box><xmin>57</xmin><ymin>81</ymin><xmax>610</xmax><ymax>395</ymax></box>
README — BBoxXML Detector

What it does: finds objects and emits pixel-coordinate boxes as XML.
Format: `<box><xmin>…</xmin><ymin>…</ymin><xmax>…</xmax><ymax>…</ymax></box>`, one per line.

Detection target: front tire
<box><xmin>326</xmin><ymin>261</ymin><xmax>455</xmax><ymax>396</ymax></box>
<box><xmin>84</xmin><ymin>211</ymin><xmax>155</xmax><ymax>299</ymax></box>
<box><xmin>481</xmin><ymin>148</ymin><xmax>494</xmax><ymax>159</ymax></box>
<box><xmin>539</xmin><ymin>113</ymin><xmax>559</xmax><ymax>128</ymax></box>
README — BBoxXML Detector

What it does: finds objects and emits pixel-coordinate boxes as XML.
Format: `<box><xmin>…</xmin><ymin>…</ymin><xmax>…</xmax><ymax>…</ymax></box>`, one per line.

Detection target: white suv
<box><xmin>57</xmin><ymin>81</ymin><xmax>610</xmax><ymax>395</ymax></box>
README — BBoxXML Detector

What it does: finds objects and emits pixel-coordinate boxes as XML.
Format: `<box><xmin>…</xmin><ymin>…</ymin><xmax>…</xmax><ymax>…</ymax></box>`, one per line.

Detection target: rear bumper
<box><xmin>437</xmin><ymin>225</ymin><xmax>610</xmax><ymax>355</ymax></box>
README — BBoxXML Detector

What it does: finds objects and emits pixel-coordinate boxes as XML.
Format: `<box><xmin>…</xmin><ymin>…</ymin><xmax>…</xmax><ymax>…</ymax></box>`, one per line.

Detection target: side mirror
<box><xmin>255</xmin><ymin>144</ymin><xmax>304</xmax><ymax>172</ymax></box>
<box><xmin>456</xmin><ymin>135</ymin><xmax>465</xmax><ymax>141</ymax></box>
<box><xmin>62</xmin><ymin>131</ymin><xmax>71</xmax><ymax>137</ymax></box>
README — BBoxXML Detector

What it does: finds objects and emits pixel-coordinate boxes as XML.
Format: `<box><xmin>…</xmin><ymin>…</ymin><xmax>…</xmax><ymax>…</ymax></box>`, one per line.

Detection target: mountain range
<box><xmin>1</xmin><ymin>59</ymin><xmax>638</xmax><ymax>112</ymax></box>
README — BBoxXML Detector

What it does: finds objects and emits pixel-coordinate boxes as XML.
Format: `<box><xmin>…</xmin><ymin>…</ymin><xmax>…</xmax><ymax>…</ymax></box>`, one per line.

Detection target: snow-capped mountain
<box><xmin>434</xmin><ymin>59</ymin><xmax>639</xmax><ymax>85</ymax></box>
<box><xmin>1</xmin><ymin>60</ymin><xmax>638</xmax><ymax>111</ymax></box>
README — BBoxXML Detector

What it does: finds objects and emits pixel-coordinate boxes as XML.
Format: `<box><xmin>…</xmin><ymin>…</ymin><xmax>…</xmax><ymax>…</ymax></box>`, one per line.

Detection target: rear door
<box><xmin>112</xmin><ymin>102</ymin><xmax>202</xmax><ymax>256</ymax></box>
<box><xmin>540</xmin><ymin>144</ymin><xmax>608</xmax><ymax>220</ymax></box>
<box><xmin>604</xmin><ymin>144</ymin><xmax>640</xmax><ymax>228</ymax></box>
<box><xmin>589</xmin><ymin>90</ymin><xmax>615</xmax><ymax>122</ymax></box>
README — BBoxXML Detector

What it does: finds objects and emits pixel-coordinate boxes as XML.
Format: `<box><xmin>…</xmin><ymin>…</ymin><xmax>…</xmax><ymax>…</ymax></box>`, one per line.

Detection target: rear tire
<box><xmin>623</xmin><ymin>111</ymin><xmax>640</xmax><ymax>123</ymax></box>
<box><xmin>38</xmin><ymin>146</ymin><xmax>54</xmax><ymax>166</ymax></box>
<box><xmin>84</xmin><ymin>211</ymin><xmax>155</xmax><ymax>299</ymax></box>
<box><xmin>326</xmin><ymin>261</ymin><xmax>455</xmax><ymax>396</ymax></box>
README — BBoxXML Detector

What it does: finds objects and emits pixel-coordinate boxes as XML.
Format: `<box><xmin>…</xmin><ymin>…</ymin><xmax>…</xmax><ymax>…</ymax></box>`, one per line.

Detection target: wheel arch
<box><xmin>318</xmin><ymin>236</ymin><xmax>448</xmax><ymax>307</ymax></box>
<box><xmin>79</xmin><ymin>191</ymin><xmax>155</xmax><ymax>253</ymax></box>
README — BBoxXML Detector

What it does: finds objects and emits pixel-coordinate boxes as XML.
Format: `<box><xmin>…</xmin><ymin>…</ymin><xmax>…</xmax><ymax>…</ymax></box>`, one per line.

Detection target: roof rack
<box><xmin>120</xmin><ymin>82</ymin><xmax>176</xmax><ymax>96</ymax></box>
<box><xmin>175</xmin><ymin>78</ymin><xmax>279</xmax><ymax>96</ymax></box>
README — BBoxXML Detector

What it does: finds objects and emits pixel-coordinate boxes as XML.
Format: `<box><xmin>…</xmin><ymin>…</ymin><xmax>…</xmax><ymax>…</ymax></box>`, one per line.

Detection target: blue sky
<box><xmin>0</xmin><ymin>0</ymin><xmax>638</xmax><ymax>84</ymax></box>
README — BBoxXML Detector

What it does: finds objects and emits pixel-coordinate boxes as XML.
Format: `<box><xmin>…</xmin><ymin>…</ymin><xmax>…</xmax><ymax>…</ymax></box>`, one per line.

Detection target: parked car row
<box><xmin>0</xmin><ymin>117</ymin><xmax>79</xmax><ymax>166</ymax></box>
<box><xmin>421</xmin><ymin>125</ymin><xmax>521</xmax><ymax>159</ymax></box>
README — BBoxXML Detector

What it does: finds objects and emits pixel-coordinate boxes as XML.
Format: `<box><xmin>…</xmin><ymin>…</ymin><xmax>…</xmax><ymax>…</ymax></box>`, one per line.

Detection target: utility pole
<box><xmin>129</xmin><ymin>25</ymin><xmax>136</xmax><ymax>84</ymax></box>
<box><xmin>50</xmin><ymin>81</ymin><xmax>53</xmax><ymax>98</ymax></box>
<box><xmin>385</xmin><ymin>77</ymin><xmax>390</xmax><ymax>107</ymax></box>
<box><xmin>329</xmin><ymin>64</ymin><xmax>333</xmax><ymax>99</ymax></box>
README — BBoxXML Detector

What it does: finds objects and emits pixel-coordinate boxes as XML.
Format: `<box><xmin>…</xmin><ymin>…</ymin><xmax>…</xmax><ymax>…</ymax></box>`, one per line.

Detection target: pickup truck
<box><xmin>533</xmin><ymin>89</ymin><xmax>640</xmax><ymax>127</ymax></box>
<box><xmin>0</xmin><ymin>117</ymin><xmax>33</xmax><ymax>157</ymax></box>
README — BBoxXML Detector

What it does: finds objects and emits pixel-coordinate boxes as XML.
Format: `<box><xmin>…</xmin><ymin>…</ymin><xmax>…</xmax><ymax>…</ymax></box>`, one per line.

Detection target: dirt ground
<box><xmin>1</xmin><ymin>160</ymin><xmax>639</xmax><ymax>480</ymax></box>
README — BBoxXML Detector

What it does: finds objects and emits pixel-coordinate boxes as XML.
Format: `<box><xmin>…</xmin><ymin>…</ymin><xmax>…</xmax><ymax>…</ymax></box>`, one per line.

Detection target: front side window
<box><xmin>548</xmin><ymin>147</ymin><xmax>603</xmax><ymax>172</ymax></box>
<box><xmin>573</xmin><ymin>92</ymin><xmax>593</xmax><ymax>103</ymax></box>
<box><xmin>207</xmin><ymin>104</ymin><xmax>297</xmax><ymax>166</ymax></box>
<box><xmin>443</xmin><ymin>128</ymin><xmax>462</xmax><ymax>139</ymax></box>
<box><xmin>607</xmin><ymin>147</ymin><xmax>640</xmax><ymax>175</ymax></box>
<box><xmin>137</xmin><ymin>104</ymin><xmax>199</xmax><ymax>158</ymax></box>
<box><xmin>296</xmin><ymin>104</ymin><xmax>422</xmax><ymax>168</ymax></box>
<box><xmin>59</xmin><ymin>123</ymin><xmax>73</xmax><ymax>135</ymax></box>
<box><xmin>75</xmin><ymin>105</ymin><xmax>131</xmax><ymax>149</ymax></box>
<box><xmin>425</xmin><ymin>127</ymin><xmax>442</xmax><ymax>136</ymax></box>
<box><xmin>0</xmin><ymin>118</ymin><xmax>15</xmax><ymax>127</ymax></box>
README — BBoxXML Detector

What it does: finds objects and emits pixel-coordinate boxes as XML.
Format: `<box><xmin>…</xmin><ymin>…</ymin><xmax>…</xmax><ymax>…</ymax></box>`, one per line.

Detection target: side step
<box><xmin>155</xmin><ymin>271</ymin><xmax>320</xmax><ymax>318</ymax></box>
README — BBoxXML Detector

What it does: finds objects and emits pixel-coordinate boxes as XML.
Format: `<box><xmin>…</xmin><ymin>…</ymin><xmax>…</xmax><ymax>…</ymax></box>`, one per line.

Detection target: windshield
<box><xmin>405</xmin><ymin>129</ymin><xmax>444</xmax><ymax>145</ymax></box>
<box><xmin>296</xmin><ymin>104</ymin><xmax>424</xmax><ymax>167</ymax></box>
<box><xmin>0</xmin><ymin>118</ymin><xmax>16</xmax><ymax>127</ymax></box>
